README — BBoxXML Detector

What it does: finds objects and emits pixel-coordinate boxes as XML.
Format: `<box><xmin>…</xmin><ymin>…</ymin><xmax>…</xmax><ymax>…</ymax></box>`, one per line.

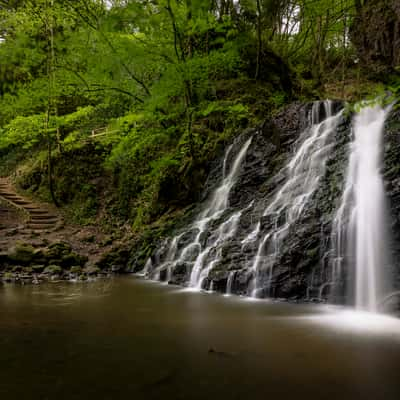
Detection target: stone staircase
<box><xmin>0</xmin><ymin>178</ymin><xmax>61</xmax><ymax>231</ymax></box>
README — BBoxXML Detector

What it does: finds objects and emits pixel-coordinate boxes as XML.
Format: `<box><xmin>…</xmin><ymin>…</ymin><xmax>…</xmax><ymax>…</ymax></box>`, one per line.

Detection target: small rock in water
<box><xmin>208</xmin><ymin>347</ymin><xmax>235</xmax><ymax>358</ymax></box>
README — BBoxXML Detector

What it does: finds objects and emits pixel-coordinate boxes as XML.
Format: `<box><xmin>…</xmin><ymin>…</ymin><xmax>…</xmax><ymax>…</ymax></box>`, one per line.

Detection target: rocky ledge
<box><xmin>0</xmin><ymin>241</ymin><xmax>111</xmax><ymax>284</ymax></box>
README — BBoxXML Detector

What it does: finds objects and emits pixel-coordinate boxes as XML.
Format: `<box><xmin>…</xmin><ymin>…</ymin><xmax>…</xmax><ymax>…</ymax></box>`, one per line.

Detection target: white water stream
<box><xmin>331</xmin><ymin>104</ymin><xmax>389</xmax><ymax>311</ymax></box>
<box><xmin>144</xmin><ymin>136</ymin><xmax>252</xmax><ymax>288</ymax></box>
<box><xmin>250</xmin><ymin>101</ymin><xmax>343</xmax><ymax>297</ymax></box>
<box><xmin>142</xmin><ymin>100</ymin><xmax>395</xmax><ymax>313</ymax></box>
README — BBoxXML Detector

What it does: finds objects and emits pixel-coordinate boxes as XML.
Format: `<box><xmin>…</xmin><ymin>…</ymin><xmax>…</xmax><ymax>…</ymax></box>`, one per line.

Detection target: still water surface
<box><xmin>1</xmin><ymin>277</ymin><xmax>400</xmax><ymax>400</ymax></box>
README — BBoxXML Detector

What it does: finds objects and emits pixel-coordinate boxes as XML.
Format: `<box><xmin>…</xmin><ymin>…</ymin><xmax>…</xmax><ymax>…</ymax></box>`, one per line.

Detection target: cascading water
<box><xmin>225</xmin><ymin>271</ymin><xmax>236</xmax><ymax>295</ymax></box>
<box><xmin>250</xmin><ymin>101</ymin><xmax>343</xmax><ymax>297</ymax></box>
<box><xmin>140</xmin><ymin>99</ymin><xmax>398</xmax><ymax>310</ymax></box>
<box><xmin>185</xmin><ymin>137</ymin><xmax>252</xmax><ymax>288</ymax></box>
<box><xmin>190</xmin><ymin>210</ymin><xmax>242</xmax><ymax>288</ymax></box>
<box><xmin>144</xmin><ymin>136</ymin><xmax>252</xmax><ymax>288</ymax></box>
<box><xmin>331</xmin><ymin>103</ymin><xmax>390</xmax><ymax>312</ymax></box>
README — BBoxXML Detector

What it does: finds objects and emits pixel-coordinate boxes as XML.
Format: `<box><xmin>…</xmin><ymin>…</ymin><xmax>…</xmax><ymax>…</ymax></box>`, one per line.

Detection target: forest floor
<box><xmin>0</xmin><ymin>181</ymin><xmax>118</xmax><ymax>282</ymax></box>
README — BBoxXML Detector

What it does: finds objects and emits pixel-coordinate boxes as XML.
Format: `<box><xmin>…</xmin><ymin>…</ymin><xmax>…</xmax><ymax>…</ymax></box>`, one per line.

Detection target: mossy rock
<box><xmin>2</xmin><ymin>272</ymin><xmax>14</xmax><ymax>282</ymax></box>
<box><xmin>33</xmin><ymin>249</ymin><xmax>47</xmax><ymax>264</ymax></box>
<box><xmin>44</xmin><ymin>242</ymin><xmax>73</xmax><ymax>260</ymax></box>
<box><xmin>96</xmin><ymin>247</ymin><xmax>129</xmax><ymax>270</ymax></box>
<box><xmin>43</xmin><ymin>242</ymin><xmax>87</xmax><ymax>268</ymax></box>
<box><xmin>83</xmin><ymin>266</ymin><xmax>100</xmax><ymax>275</ymax></box>
<box><xmin>70</xmin><ymin>266</ymin><xmax>82</xmax><ymax>274</ymax></box>
<box><xmin>32</xmin><ymin>264</ymin><xmax>45</xmax><ymax>272</ymax></box>
<box><xmin>7</xmin><ymin>242</ymin><xmax>36</xmax><ymax>264</ymax></box>
<box><xmin>61</xmin><ymin>253</ymin><xmax>87</xmax><ymax>268</ymax></box>
<box><xmin>43</xmin><ymin>265</ymin><xmax>63</xmax><ymax>275</ymax></box>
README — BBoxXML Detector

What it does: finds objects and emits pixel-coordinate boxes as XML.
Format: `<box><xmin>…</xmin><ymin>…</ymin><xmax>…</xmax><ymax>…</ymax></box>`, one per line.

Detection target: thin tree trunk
<box><xmin>49</xmin><ymin>0</ymin><xmax>62</xmax><ymax>154</ymax></box>
<box><xmin>255</xmin><ymin>0</ymin><xmax>262</xmax><ymax>80</ymax></box>
<box><xmin>341</xmin><ymin>1</ymin><xmax>347</xmax><ymax>98</ymax></box>
<box><xmin>45</xmin><ymin>103</ymin><xmax>59</xmax><ymax>208</ymax></box>
<box><xmin>46</xmin><ymin>0</ymin><xmax>59</xmax><ymax>207</ymax></box>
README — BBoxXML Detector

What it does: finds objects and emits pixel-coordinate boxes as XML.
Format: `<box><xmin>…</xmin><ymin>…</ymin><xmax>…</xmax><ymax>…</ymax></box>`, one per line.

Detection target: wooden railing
<box><xmin>90</xmin><ymin>127</ymin><xmax>120</xmax><ymax>138</ymax></box>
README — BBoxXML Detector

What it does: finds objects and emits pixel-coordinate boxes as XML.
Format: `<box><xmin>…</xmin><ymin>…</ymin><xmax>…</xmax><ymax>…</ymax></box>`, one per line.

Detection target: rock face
<box><xmin>384</xmin><ymin>107</ymin><xmax>400</xmax><ymax>293</ymax></box>
<box><xmin>135</xmin><ymin>101</ymin><xmax>400</xmax><ymax>306</ymax></box>
<box><xmin>350</xmin><ymin>0</ymin><xmax>400</xmax><ymax>75</ymax></box>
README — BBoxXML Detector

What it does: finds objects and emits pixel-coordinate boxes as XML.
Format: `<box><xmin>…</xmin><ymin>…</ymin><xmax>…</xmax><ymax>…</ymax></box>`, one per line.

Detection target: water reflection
<box><xmin>293</xmin><ymin>309</ymin><xmax>400</xmax><ymax>336</ymax></box>
<box><xmin>1</xmin><ymin>277</ymin><xmax>400</xmax><ymax>400</ymax></box>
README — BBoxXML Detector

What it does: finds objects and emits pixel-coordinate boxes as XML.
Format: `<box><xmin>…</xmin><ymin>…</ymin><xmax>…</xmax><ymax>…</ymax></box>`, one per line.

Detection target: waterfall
<box><xmin>164</xmin><ymin>235</ymin><xmax>181</xmax><ymax>282</ymax></box>
<box><xmin>225</xmin><ymin>271</ymin><xmax>236</xmax><ymax>295</ymax></box>
<box><xmin>190</xmin><ymin>210</ymin><xmax>242</xmax><ymax>288</ymax></box>
<box><xmin>140</xmin><ymin>99</ymin><xmax>397</xmax><ymax>308</ymax></box>
<box><xmin>144</xmin><ymin>136</ymin><xmax>252</xmax><ymax>287</ymax></box>
<box><xmin>250</xmin><ymin>101</ymin><xmax>343</xmax><ymax>297</ymax></box>
<box><xmin>331</xmin><ymin>103</ymin><xmax>390</xmax><ymax>312</ymax></box>
<box><xmin>186</xmin><ymin>137</ymin><xmax>252</xmax><ymax>288</ymax></box>
<box><xmin>140</xmin><ymin>258</ymin><xmax>153</xmax><ymax>277</ymax></box>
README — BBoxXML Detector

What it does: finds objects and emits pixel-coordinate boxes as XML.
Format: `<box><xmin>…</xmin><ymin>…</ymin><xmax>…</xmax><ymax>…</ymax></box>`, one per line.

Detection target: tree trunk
<box><xmin>255</xmin><ymin>0</ymin><xmax>262</xmax><ymax>80</ymax></box>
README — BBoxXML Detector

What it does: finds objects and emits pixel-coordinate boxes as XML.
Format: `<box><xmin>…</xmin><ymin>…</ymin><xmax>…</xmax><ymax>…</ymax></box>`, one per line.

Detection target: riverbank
<box><xmin>0</xmin><ymin>197</ymin><xmax>117</xmax><ymax>284</ymax></box>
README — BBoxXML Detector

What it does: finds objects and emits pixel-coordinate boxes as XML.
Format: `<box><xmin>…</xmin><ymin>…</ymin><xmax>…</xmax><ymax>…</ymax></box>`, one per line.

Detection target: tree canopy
<box><xmin>0</xmin><ymin>0</ymin><xmax>397</xmax><ymax>224</ymax></box>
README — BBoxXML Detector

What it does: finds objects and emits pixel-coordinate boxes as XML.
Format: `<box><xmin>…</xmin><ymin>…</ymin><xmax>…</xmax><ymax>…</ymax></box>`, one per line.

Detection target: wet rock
<box><xmin>96</xmin><ymin>246</ymin><xmax>130</xmax><ymax>271</ymax></box>
<box><xmin>43</xmin><ymin>265</ymin><xmax>63</xmax><ymax>275</ymax></box>
<box><xmin>61</xmin><ymin>253</ymin><xmax>87</xmax><ymax>268</ymax></box>
<box><xmin>83</xmin><ymin>266</ymin><xmax>101</xmax><ymax>275</ymax></box>
<box><xmin>32</xmin><ymin>264</ymin><xmax>45</xmax><ymax>273</ymax></box>
<box><xmin>2</xmin><ymin>272</ymin><xmax>15</xmax><ymax>282</ymax></box>
<box><xmin>70</xmin><ymin>266</ymin><xmax>82</xmax><ymax>274</ymax></box>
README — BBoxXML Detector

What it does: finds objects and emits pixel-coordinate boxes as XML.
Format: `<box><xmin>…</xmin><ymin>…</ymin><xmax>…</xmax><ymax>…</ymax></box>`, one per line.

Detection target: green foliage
<box><xmin>386</xmin><ymin>74</ymin><xmax>400</xmax><ymax>108</ymax></box>
<box><xmin>65</xmin><ymin>183</ymin><xmax>99</xmax><ymax>225</ymax></box>
<box><xmin>0</xmin><ymin>114</ymin><xmax>49</xmax><ymax>151</ymax></box>
<box><xmin>59</xmin><ymin>106</ymin><xmax>96</xmax><ymax>132</ymax></box>
<box><xmin>104</xmin><ymin>119</ymin><xmax>181</xmax><ymax>223</ymax></box>
<box><xmin>0</xmin><ymin>0</ymin><xmax>395</xmax><ymax>233</ymax></box>
<box><xmin>197</xmin><ymin>100</ymin><xmax>249</xmax><ymax>131</ymax></box>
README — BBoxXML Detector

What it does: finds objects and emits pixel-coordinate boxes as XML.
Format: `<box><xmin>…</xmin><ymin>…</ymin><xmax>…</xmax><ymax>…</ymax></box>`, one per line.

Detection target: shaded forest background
<box><xmin>0</xmin><ymin>0</ymin><xmax>399</xmax><ymax>236</ymax></box>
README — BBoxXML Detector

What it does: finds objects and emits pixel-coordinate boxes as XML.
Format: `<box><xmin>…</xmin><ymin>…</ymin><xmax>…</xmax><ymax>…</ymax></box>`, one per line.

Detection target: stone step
<box><xmin>11</xmin><ymin>200</ymin><xmax>30</xmax><ymax>205</ymax></box>
<box><xmin>0</xmin><ymin>194</ymin><xmax>21</xmax><ymax>200</ymax></box>
<box><xmin>28</xmin><ymin>212</ymin><xmax>50</xmax><ymax>217</ymax></box>
<box><xmin>30</xmin><ymin>222</ymin><xmax>58</xmax><ymax>227</ymax></box>
<box><xmin>27</xmin><ymin>222</ymin><xmax>56</xmax><ymax>227</ymax></box>
<box><xmin>24</xmin><ymin>207</ymin><xmax>47</xmax><ymax>212</ymax></box>
<box><xmin>30</xmin><ymin>214</ymin><xmax>58</xmax><ymax>221</ymax></box>
<box><xmin>28</xmin><ymin>218</ymin><xmax>55</xmax><ymax>224</ymax></box>
<box><xmin>0</xmin><ymin>178</ymin><xmax>61</xmax><ymax>232</ymax></box>
<box><xmin>0</xmin><ymin>190</ymin><xmax>17</xmax><ymax>194</ymax></box>
<box><xmin>0</xmin><ymin>196</ymin><xmax>27</xmax><ymax>203</ymax></box>
<box><xmin>26</xmin><ymin>223</ymin><xmax>57</xmax><ymax>230</ymax></box>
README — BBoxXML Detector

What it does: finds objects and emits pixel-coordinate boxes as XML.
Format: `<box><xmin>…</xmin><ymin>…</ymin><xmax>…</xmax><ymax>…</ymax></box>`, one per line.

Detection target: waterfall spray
<box><xmin>332</xmin><ymin>103</ymin><xmax>390</xmax><ymax>311</ymax></box>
